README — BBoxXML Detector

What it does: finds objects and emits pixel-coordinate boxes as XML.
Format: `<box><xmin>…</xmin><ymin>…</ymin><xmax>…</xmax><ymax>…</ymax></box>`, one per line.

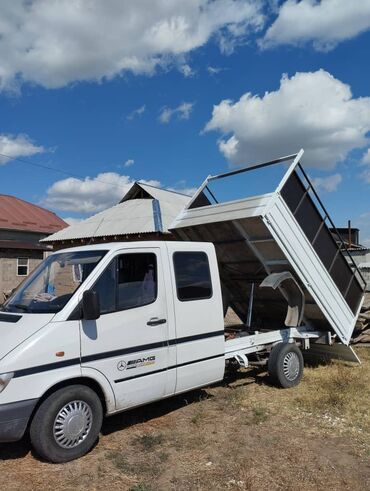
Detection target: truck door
<box><xmin>167</xmin><ymin>243</ymin><xmax>225</xmax><ymax>393</ymax></box>
<box><xmin>80</xmin><ymin>247</ymin><xmax>171</xmax><ymax>410</ymax></box>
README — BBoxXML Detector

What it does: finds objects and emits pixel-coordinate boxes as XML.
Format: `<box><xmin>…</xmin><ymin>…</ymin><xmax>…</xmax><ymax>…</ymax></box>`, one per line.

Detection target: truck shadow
<box><xmin>102</xmin><ymin>388</ymin><xmax>211</xmax><ymax>436</ymax></box>
<box><xmin>0</xmin><ymin>435</ymin><xmax>30</xmax><ymax>460</ymax></box>
<box><xmin>222</xmin><ymin>365</ymin><xmax>270</xmax><ymax>386</ymax></box>
<box><xmin>102</xmin><ymin>366</ymin><xmax>269</xmax><ymax>436</ymax></box>
<box><xmin>0</xmin><ymin>366</ymin><xmax>269</xmax><ymax>461</ymax></box>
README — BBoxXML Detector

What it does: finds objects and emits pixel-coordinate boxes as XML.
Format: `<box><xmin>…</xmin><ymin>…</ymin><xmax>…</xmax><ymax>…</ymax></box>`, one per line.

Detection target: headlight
<box><xmin>0</xmin><ymin>372</ymin><xmax>14</xmax><ymax>393</ymax></box>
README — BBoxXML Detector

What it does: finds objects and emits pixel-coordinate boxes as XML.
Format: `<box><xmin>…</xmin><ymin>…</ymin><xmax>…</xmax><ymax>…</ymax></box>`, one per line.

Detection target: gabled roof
<box><xmin>0</xmin><ymin>194</ymin><xmax>67</xmax><ymax>234</ymax></box>
<box><xmin>121</xmin><ymin>182</ymin><xmax>190</xmax><ymax>205</ymax></box>
<box><xmin>41</xmin><ymin>182</ymin><xmax>191</xmax><ymax>243</ymax></box>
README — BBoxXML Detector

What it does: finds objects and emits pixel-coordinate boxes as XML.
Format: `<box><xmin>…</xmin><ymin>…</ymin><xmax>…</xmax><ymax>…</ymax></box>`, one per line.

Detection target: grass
<box><xmin>134</xmin><ymin>433</ymin><xmax>164</xmax><ymax>450</ymax></box>
<box><xmin>191</xmin><ymin>407</ymin><xmax>205</xmax><ymax>425</ymax></box>
<box><xmin>129</xmin><ymin>484</ymin><xmax>155</xmax><ymax>491</ymax></box>
<box><xmin>250</xmin><ymin>405</ymin><xmax>269</xmax><ymax>424</ymax></box>
<box><xmin>216</xmin><ymin>385</ymin><xmax>245</xmax><ymax>408</ymax></box>
<box><xmin>289</xmin><ymin>347</ymin><xmax>370</xmax><ymax>440</ymax></box>
<box><xmin>105</xmin><ymin>450</ymin><xmax>136</xmax><ymax>474</ymax></box>
<box><xmin>2</xmin><ymin>347</ymin><xmax>370</xmax><ymax>491</ymax></box>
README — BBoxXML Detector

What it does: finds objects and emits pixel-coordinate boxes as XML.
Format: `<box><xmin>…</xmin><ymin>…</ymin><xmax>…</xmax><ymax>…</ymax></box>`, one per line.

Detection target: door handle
<box><xmin>147</xmin><ymin>317</ymin><xmax>167</xmax><ymax>326</ymax></box>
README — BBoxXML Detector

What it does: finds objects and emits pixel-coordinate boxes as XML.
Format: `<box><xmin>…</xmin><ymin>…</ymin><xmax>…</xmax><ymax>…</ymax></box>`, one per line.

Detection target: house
<box><xmin>0</xmin><ymin>195</ymin><xmax>67</xmax><ymax>300</ymax></box>
<box><xmin>350</xmin><ymin>249</ymin><xmax>370</xmax><ymax>291</ymax></box>
<box><xmin>41</xmin><ymin>182</ymin><xmax>192</xmax><ymax>249</ymax></box>
<box><xmin>329</xmin><ymin>226</ymin><xmax>361</xmax><ymax>249</ymax></box>
<box><xmin>329</xmin><ymin>225</ymin><xmax>370</xmax><ymax>291</ymax></box>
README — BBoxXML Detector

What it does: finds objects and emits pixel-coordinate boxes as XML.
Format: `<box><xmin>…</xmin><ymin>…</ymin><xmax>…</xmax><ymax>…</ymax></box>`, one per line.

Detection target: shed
<box><xmin>42</xmin><ymin>182</ymin><xmax>191</xmax><ymax>249</ymax></box>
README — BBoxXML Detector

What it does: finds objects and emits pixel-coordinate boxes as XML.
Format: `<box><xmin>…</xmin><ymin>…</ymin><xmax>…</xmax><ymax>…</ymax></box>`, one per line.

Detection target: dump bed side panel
<box><xmin>280</xmin><ymin>171</ymin><xmax>364</xmax><ymax>315</ymax></box>
<box><xmin>265</xmin><ymin>194</ymin><xmax>357</xmax><ymax>345</ymax></box>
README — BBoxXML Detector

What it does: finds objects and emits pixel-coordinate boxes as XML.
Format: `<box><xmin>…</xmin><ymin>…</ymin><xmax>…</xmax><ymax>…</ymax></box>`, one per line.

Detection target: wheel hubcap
<box><xmin>53</xmin><ymin>400</ymin><xmax>93</xmax><ymax>449</ymax></box>
<box><xmin>282</xmin><ymin>351</ymin><xmax>300</xmax><ymax>381</ymax></box>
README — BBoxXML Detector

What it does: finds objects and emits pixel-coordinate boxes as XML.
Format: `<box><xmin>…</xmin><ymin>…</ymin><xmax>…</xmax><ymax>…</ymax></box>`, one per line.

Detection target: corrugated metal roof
<box><xmin>42</xmin><ymin>183</ymin><xmax>191</xmax><ymax>243</ymax></box>
<box><xmin>0</xmin><ymin>195</ymin><xmax>67</xmax><ymax>234</ymax></box>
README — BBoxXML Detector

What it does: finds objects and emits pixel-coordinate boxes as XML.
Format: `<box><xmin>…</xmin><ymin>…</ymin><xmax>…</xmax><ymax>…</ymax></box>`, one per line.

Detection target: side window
<box><xmin>92</xmin><ymin>259</ymin><xmax>117</xmax><ymax>315</ymax></box>
<box><xmin>117</xmin><ymin>253</ymin><xmax>157</xmax><ymax>310</ymax></box>
<box><xmin>91</xmin><ymin>252</ymin><xmax>157</xmax><ymax>315</ymax></box>
<box><xmin>173</xmin><ymin>252</ymin><xmax>212</xmax><ymax>301</ymax></box>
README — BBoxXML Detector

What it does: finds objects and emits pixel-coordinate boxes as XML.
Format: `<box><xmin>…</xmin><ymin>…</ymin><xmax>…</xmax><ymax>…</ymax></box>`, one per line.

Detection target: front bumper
<box><xmin>0</xmin><ymin>399</ymin><xmax>38</xmax><ymax>442</ymax></box>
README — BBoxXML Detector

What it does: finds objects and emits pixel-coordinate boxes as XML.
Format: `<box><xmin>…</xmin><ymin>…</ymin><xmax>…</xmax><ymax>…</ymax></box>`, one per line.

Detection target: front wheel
<box><xmin>268</xmin><ymin>343</ymin><xmax>304</xmax><ymax>388</ymax></box>
<box><xmin>30</xmin><ymin>384</ymin><xmax>103</xmax><ymax>463</ymax></box>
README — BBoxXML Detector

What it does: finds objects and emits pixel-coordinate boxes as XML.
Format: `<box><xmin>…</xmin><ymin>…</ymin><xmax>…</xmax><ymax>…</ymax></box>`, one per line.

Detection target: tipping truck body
<box><xmin>0</xmin><ymin>150</ymin><xmax>365</xmax><ymax>462</ymax></box>
<box><xmin>170</xmin><ymin>150</ymin><xmax>366</xmax><ymax>349</ymax></box>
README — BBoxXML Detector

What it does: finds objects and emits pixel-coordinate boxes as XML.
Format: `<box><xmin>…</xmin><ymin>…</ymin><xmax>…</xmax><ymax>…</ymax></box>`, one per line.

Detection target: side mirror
<box><xmin>82</xmin><ymin>290</ymin><xmax>100</xmax><ymax>320</ymax></box>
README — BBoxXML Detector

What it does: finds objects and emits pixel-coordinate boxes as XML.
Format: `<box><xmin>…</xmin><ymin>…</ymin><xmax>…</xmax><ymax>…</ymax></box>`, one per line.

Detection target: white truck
<box><xmin>0</xmin><ymin>151</ymin><xmax>365</xmax><ymax>463</ymax></box>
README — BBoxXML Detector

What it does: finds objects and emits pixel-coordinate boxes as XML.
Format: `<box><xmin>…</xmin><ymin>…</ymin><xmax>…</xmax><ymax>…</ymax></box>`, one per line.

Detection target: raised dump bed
<box><xmin>170</xmin><ymin>150</ymin><xmax>366</xmax><ymax>346</ymax></box>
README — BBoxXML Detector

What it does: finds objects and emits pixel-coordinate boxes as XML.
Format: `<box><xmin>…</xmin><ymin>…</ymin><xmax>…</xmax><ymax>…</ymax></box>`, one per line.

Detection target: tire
<box><xmin>268</xmin><ymin>343</ymin><xmax>304</xmax><ymax>388</ymax></box>
<box><xmin>30</xmin><ymin>384</ymin><xmax>103</xmax><ymax>463</ymax></box>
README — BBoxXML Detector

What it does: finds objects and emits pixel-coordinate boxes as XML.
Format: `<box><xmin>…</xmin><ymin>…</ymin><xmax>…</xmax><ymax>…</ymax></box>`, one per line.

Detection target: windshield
<box><xmin>1</xmin><ymin>250</ymin><xmax>107</xmax><ymax>314</ymax></box>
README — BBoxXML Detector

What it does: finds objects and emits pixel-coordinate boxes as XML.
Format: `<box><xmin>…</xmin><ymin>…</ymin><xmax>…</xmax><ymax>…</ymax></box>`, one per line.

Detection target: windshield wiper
<box><xmin>12</xmin><ymin>304</ymin><xmax>30</xmax><ymax>312</ymax></box>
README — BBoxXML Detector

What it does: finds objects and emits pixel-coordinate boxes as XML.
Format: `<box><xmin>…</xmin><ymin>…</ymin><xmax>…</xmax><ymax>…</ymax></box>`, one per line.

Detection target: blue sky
<box><xmin>1</xmin><ymin>1</ymin><xmax>370</xmax><ymax>244</ymax></box>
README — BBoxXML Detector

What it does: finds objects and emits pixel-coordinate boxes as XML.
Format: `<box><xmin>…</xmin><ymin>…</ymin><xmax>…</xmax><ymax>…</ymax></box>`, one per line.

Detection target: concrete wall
<box><xmin>350</xmin><ymin>249</ymin><xmax>370</xmax><ymax>291</ymax></box>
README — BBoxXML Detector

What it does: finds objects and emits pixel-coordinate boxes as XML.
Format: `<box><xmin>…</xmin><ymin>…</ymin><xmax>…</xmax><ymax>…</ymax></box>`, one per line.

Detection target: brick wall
<box><xmin>0</xmin><ymin>249</ymin><xmax>43</xmax><ymax>300</ymax></box>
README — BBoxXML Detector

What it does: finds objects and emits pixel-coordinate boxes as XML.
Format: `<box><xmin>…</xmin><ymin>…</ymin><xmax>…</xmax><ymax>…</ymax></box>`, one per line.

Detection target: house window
<box><xmin>17</xmin><ymin>257</ymin><xmax>29</xmax><ymax>276</ymax></box>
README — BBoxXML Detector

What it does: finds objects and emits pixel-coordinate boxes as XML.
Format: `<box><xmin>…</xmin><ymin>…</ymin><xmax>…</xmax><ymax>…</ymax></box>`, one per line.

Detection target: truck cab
<box><xmin>0</xmin><ymin>241</ymin><xmax>225</xmax><ymax>462</ymax></box>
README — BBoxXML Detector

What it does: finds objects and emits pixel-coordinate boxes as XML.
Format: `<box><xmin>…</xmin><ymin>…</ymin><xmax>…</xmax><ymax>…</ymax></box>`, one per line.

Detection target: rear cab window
<box><xmin>173</xmin><ymin>251</ymin><xmax>212</xmax><ymax>301</ymax></box>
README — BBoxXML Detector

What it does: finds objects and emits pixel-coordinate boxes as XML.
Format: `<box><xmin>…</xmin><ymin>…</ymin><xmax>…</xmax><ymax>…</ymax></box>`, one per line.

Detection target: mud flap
<box><xmin>305</xmin><ymin>343</ymin><xmax>361</xmax><ymax>364</ymax></box>
<box><xmin>260</xmin><ymin>271</ymin><xmax>305</xmax><ymax>327</ymax></box>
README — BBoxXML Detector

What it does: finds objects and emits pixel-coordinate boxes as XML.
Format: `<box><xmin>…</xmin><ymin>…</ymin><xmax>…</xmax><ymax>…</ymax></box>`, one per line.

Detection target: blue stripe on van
<box><xmin>12</xmin><ymin>330</ymin><xmax>225</xmax><ymax>378</ymax></box>
<box><xmin>114</xmin><ymin>353</ymin><xmax>225</xmax><ymax>383</ymax></box>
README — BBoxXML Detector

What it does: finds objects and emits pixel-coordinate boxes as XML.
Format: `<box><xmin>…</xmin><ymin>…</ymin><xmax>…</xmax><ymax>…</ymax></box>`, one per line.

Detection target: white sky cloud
<box><xmin>0</xmin><ymin>0</ymin><xmax>263</xmax><ymax>91</ymax></box>
<box><xmin>357</xmin><ymin>212</ymin><xmax>370</xmax><ymax>248</ymax></box>
<box><xmin>63</xmin><ymin>217</ymin><xmax>83</xmax><ymax>225</ymax></box>
<box><xmin>159</xmin><ymin>102</ymin><xmax>194</xmax><ymax>123</ymax></box>
<box><xmin>205</xmin><ymin>70</ymin><xmax>370</xmax><ymax>170</ymax></box>
<box><xmin>126</xmin><ymin>105</ymin><xmax>146</xmax><ymax>120</ymax></box>
<box><xmin>207</xmin><ymin>66</ymin><xmax>225</xmax><ymax>75</ymax></box>
<box><xmin>43</xmin><ymin>172</ymin><xmax>195</xmax><ymax>214</ymax></box>
<box><xmin>361</xmin><ymin>148</ymin><xmax>370</xmax><ymax>183</ymax></box>
<box><xmin>179</xmin><ymin>64</ymin><xmax>195</xmax><ymax>78</ymax></box>
<box><xmin>0</xmin><ymin>134</ymin><xmax>45</xmax><ymax>165</ymax></box>
<box><xmin>167</xmin><ymin>181</ymin><xmax>198</xmax><ymax>196</ymax></box>
<box><xmin>261</xmin><ymin>0</ymin><xmax>370</xmax><ymax>51</ymax></box>
<box><xmin>362</xmin><ymin>148</ymin><xmax>370</xmax><ymax>165</ymax></box>
<box><xmin>312</xmin><ymin>173</ymin><xmax>342</xmax><ymax>192</ymax></box>
<box><xmin>43</xmin><ymin>173</ymin><xmax>161</xmax><ymax>214</ymax></box>
<box><xmin>123</xmin><ymin>159</ymin><xmax>135</xmax><ymax>168</ymax></box>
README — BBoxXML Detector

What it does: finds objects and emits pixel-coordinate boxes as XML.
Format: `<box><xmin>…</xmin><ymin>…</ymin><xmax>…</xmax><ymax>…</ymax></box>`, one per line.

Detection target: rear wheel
<box><xmin>30</xmin><ymin>384</ymin><xmax>103</xmax><ymax>463</ymax></box>
<box><xmin>268</xmin><ymin>343</ymin><xmax>303</xmax><ymax>388</ymax></box>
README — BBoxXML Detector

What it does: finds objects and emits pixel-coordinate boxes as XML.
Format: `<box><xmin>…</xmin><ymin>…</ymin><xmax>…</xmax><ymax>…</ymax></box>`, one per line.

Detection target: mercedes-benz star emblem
<box><xmin>117</xmin><ymin>360</ymin><xmax>127</xmax><ymax>371</ymax></box>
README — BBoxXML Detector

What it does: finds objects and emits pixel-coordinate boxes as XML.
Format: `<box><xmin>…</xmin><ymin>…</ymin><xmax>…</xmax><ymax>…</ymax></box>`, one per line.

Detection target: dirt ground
<box><xmin>1</xmin><ymin>348</ymin><xmax>369</xmax><ymax>491</ymax></box>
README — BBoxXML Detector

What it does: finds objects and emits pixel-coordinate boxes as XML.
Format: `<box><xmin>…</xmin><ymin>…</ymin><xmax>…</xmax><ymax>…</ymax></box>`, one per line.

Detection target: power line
<box><xmin>0</xmin><ymin>151</ymin><xmax>134</xmax><ymax>192</ymax></box>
